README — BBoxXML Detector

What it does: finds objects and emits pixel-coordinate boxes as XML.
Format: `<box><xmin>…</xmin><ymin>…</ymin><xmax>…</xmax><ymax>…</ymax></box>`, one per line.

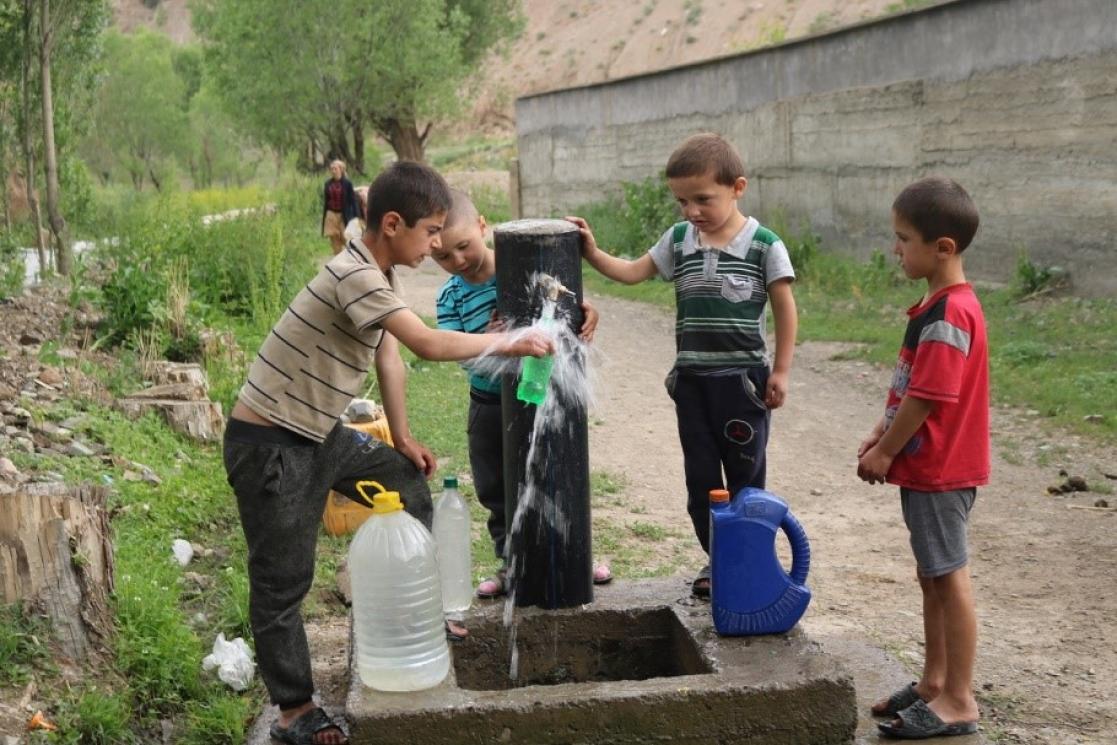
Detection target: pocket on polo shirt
<box><xmin>719</xmin><ymin>275</ymin><xmax>754</xmax><ymax>303</ymax></box>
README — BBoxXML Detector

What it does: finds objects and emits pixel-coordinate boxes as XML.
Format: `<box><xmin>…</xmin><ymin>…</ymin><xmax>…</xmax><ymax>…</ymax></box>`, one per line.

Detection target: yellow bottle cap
<box><xmin>355</xmin><ymin>480</ymin><xmax>403</xmax><ymax>514</ymax></box>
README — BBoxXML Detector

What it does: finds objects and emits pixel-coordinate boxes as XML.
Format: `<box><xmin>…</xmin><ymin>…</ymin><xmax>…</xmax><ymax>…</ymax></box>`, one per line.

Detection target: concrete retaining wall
<box><xmin>516</xmin><ymin>0</ymin><xmax>1117</xmax><ymax>295</ymax></box>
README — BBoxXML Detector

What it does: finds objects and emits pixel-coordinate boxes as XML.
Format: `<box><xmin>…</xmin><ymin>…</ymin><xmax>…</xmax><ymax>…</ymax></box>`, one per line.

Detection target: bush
<box><xmin>571</xmin><ymin>174</ymin><xmax>678</xmax><ymax>255</ymax></box>
<box><xmin>0</xmin><ymin>232</ymin><xmax>26</xmax><ymax>299</ymax></box>
<box><xmin>93</xmin><ymin>184</ymin><xmax>323</xmax><ymax>355</ymax></box>
<box><xmin>619</xmin><ymin>175</ymin><xmax>677</xmax><ymax>247</ymax></box>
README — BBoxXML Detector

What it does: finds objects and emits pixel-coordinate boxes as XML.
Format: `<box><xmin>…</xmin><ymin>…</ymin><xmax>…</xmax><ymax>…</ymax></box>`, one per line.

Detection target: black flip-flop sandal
<box><xmin>878</xmin><ymin>700</ymin><xmax>978</xmax><ymax>740</ymax></box>
<box><xmin>269</xmin><ymin>707</ymin><xmax>348</xmax><ymax>745</ymax></box>
<box><xmin>872</xmin><ymin>682</ymin><xmax>922</xmax><ymax>717</ymax></box>
<box><xmin>691</xmin><ymin>564</ymin><xmax>711</xmax><ymax>598</ymax></box>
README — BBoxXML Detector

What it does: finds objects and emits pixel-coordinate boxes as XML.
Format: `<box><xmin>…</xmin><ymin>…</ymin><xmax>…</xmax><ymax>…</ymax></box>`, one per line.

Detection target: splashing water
<box><xmin>468</xmin><ymin>273</ymin><xmax>600</xmax><ymax>683</ymax></box>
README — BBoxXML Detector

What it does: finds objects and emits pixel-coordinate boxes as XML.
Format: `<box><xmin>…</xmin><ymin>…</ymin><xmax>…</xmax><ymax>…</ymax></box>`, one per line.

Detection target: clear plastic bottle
<box><xmin>433</xmin><ymin>476</ymin><xmax>473</xmax><ymax>613</ymax></box>
<box><xmin>349</xmin><ymin>481</ymin><xmax>449</xmax><ymax>691</ymax></box>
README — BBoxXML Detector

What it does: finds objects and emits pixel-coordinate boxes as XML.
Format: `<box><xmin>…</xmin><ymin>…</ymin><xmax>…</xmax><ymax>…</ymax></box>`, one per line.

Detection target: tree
<box><xmin>187</xmin><ymin>83</ymin><xmax>257</xmax><ymax>188</ymax></box>
<box><xmin>194</xmin><ymin>0</ymin><xmax>523</xmax><ymax>164</ymax></box>
<box><xmin>83</xmin><ymin>30</ymin><xmax>187</xmax><ymax>191</ymax></box>
<box><xmin>33</xmin><ymin>0</ymin><xmax>105</xmax><ymax>274</ymax></box>
<box><xmin>0</xmin><ymin>0</ymin><xmax>21</xmax><ymax>231</ymax></box>
<box><xmin>0</xmin><ymin>0</ymin><xmax>104</xmax><ymax>274</ymax></box>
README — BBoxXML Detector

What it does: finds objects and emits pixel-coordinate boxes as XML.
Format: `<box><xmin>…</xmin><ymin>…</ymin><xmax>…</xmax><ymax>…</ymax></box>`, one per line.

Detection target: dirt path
<box><xmin>384</xmin><ymin>259</ymin><xmax>1117</xmax><ymax>744</ymax></box>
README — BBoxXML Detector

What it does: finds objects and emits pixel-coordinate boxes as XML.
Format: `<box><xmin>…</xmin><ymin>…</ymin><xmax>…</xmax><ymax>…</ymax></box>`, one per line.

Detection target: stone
<box><xmin>66</xmin><ymin>441</ymin><xmax>96</xmax><ymax>457</ymax></box>
<box><xmin>346</xmin><ymin>399</ymin><xmax>382</xmax><ymax>423</ymax></box>
<box><xmin>0</xmin><ymin>457</ymin><xmax>18</xmax><ymax>481</ymax></box>
<box><xmin>37</xmin><ymin>367</ymin><xmax>63</xmax><ymax>386</ymax></box>
<box><xmin>19</xmin><ymin>332</ymin><xmax>41</xmax><ymax>345</ymax></box>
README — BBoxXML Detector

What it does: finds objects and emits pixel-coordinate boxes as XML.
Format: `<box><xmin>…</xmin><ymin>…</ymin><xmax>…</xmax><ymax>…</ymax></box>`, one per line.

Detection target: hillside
<box><xmin>111</xmin><ymin>0</ymin><xmax>927</xmax><ymax>131</ymax></box>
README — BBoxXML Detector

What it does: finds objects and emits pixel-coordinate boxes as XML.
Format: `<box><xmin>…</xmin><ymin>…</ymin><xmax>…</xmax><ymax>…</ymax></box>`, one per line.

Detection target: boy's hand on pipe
<box><xmin>579</xmin><ymin>301</ymin><xmax>599</xmax><ymax>342</ymax></box>
<box><xmin>485</xmin><ymin>310</ymin><xmax>508</xmax><ymax>333</ymax></box>
<box><xmin>565</xmin><ymin>216</ymin><xmax>598</xmax><ymax>259</ymax></box>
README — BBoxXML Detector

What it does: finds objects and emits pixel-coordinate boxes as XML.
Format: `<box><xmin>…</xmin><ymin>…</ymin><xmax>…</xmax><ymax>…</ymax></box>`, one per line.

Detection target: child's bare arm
<box><xmin>766</xmin><ymin>279</ymin><xmax>797</xmax><ymax>408</ymax></box>
<box><xmin>858</xmin><ymin>396</ymin><xmax>936</xmax><ymax>484</ymax></box>
<box><xmin>858</xmin><ymin>417</ymin><xmax>887</xmax><ymax>457</ymax></box>
<box><xmin>566</xmin><ymin>216</ymin><xmax>658</xmax><ymax>285</ymax></box>
<box><xmin>374</xmin><ymin>333</ymin><xmax>436</xmax><ymax>476</ymax></box>
<box><xmin>380</xmin><ymin>308</ymin><xmax>552</xmax><ymax>361</ymax></box>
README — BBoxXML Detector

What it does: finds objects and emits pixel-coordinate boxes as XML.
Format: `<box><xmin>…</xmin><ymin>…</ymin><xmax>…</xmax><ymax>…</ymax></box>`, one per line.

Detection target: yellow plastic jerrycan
<box><xmin>348</xmin><ymin>480</ymin><xmax>449</xmax><ymax>691</ymax></box>
<box><xmin>321</xmin><ymin>418</ymin><xmax>394</xmax><ymax>536</ymax></box>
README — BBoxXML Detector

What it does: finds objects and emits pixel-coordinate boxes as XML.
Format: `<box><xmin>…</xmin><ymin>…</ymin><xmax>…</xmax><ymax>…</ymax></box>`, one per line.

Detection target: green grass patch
<box><xmin>0</xmin><ymin>603</ymin><xmax>54</xmax><ymax>687</ymax></box>
<box><xmin>593</xmin><ymin>517</ymin><xmax>688</xmax><ymax>578</ymax></box>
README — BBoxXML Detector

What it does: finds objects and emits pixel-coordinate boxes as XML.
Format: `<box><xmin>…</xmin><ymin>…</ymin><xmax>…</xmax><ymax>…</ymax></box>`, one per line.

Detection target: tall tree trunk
<box><xmin>327</xmin><ymin>120</ymin><xmax>354</xmax><ymax>169</ymax></box>
<box><xmin>0</xmin><ymin>160</ymin><xmax>10</xmax><ymax>233</ymax></box>
<box><xmin>350</xmin><ymin>115</ymin><xmax>365</xmax><ymax>175</ymax></box>
<box><xmin>379</xmin><ymin>118</ymin><xmax>429</xmax><ymax>162</ymax></box>
<box><xmin>0</xmin><ymin>100</ymin><xmax>11</xmax><ymax>232</ymax></box>
<box><xmin>39</xmin><ymin>0</ymin><xmax>70</xmax><ymax>276</ymax></box>
<box><xmin>20</xmin><ymin>2</ymin><xmax>47</xmax><ymax>276</ymax></box>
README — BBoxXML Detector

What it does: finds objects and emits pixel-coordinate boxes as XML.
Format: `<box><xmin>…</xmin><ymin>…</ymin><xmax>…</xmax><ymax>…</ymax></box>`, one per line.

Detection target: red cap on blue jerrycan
<box><xmin>709</xmin><ymin>487</ymin><xmax>811</xmax><ymax>635</ymax></box>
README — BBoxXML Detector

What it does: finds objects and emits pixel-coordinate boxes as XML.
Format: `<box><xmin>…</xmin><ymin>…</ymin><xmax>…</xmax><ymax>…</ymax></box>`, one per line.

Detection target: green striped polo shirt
<box><xmin>435</xmin><ymin>274</ymin><xmax>501</xmax><ymax>395</ymax></box>
<box><xmin>648</xmin><ymin>217</ymin><xmax>795</xmax><ymax>370</ymax></box>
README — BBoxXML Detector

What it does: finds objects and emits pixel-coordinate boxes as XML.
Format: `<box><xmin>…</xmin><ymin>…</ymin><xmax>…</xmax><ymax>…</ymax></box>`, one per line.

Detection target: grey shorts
<box><xmin>900</xmin><ymin>487</ymin><xmax>976</xmax><ymax>578</ymax></box>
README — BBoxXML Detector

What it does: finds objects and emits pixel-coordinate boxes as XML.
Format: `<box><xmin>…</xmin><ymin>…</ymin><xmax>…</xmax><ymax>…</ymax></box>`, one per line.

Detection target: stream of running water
<box><xmin>468</xmin><ymin>274</ymin><xmax>598</xmax><ymax>682</ymax></box>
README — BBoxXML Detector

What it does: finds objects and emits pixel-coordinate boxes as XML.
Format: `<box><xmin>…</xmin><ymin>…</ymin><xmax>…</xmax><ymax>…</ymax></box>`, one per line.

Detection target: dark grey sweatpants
<box><xmin>223</xmin><ymin>418</ymin><xmax>431</xmax><ymax>708</ymax></box>
<box><xmin>467</xmin><ymin>389</ymin><xmax>506</xmax><ymax>560</ymax></box>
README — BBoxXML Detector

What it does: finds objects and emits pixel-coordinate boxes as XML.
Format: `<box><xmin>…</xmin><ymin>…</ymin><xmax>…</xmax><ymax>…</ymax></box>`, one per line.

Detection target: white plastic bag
<box><xmin>202</xmin><ymin>633</ymin><xmax>255</xmax><ymax>691</ymax></box>
<box><xmin>171</xmin><ymin>539</ymin><xmax>194</xmax><ymax>567</ymax></box>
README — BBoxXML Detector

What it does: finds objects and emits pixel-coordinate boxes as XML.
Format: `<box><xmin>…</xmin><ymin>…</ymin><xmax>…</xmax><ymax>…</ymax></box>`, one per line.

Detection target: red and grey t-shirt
<box><xmin>884</xmin><ymin>283</ymin><xmax>990</xmax><ymax>491</ymax></box>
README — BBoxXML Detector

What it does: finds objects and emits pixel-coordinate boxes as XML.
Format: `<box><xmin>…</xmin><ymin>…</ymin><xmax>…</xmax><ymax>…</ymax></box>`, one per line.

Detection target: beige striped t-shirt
<box><xmin>239</xmin><ymin>238</ymin><xmax>407</xmax><ymax>441</ymax></box>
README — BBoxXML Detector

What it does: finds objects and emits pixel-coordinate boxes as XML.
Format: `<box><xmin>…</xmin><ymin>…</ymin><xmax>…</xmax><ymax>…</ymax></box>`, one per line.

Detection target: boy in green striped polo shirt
<box><xmin>432</xmin><ymin>189</ymin><xmax>612</xmax><ymax>599</ymax></box>
<box><xmin>568</xmin><ymin>132</ymin><xmax>798</xmax><ymax>597</ymax></box>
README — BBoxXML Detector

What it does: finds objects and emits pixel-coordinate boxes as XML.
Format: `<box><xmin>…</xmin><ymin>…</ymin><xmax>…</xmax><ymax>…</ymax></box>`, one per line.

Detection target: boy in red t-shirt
<box><xmin>858</xmin><ymin>177</ymin><xmax>988</xmax><ymax>739</ymax></box>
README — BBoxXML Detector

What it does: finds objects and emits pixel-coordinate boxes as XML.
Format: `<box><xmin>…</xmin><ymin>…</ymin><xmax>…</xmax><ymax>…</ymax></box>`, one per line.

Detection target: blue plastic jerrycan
<box><xmin>709</xmin><ymin>487</ymin><xmax>811</xmax><ymax>635</ymax></box>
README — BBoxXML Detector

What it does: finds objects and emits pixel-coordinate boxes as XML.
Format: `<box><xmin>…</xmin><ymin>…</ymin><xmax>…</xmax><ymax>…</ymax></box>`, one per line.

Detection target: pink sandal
<box><xmin>476</xmin><ymin>569</ymin><xmax>507</xmax><ymax>599</ymax></box>
<box><xmin>593</xmin><ymin>564</ymin><xmax>613</xmax><ymax>585</ymax></box>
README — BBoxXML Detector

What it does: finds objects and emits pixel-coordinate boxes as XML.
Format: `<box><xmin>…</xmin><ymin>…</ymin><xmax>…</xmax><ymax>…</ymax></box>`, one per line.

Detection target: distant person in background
<box><xmin>321</xmin><ymin>160</ymin><xmax>360</xmax><ymax>254</ymax></box>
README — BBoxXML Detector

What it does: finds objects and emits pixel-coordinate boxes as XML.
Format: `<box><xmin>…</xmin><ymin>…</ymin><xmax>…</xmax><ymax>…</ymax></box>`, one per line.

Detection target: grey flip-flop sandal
<box><xmin>878</xmin><ymin>699</ymin><xmax>978</xmax><ymax>739</ymax></box>
<box><xmin>872</xmin><ymin>681</ymin><xmax>922</xmax><ymax>717</ymax></box>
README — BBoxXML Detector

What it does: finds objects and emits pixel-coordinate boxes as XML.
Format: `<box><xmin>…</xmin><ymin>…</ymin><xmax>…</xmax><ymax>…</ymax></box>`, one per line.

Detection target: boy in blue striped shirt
<box><xmin>568</xmin><ymin>133</ymin><xmax>798</xmax><ymax>597</ymax></box>
<box><xmin>433</xmin><ymin>189</ymin><xmax>610</xmax><ymax>598</ymax></box>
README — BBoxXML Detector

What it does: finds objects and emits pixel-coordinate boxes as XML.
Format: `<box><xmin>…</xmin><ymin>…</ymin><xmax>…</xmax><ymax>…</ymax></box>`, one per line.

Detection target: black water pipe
<box><xmin>494</xmin><ymin>219</ymin><xmax>593</xmax><ymax>609</ymax></box>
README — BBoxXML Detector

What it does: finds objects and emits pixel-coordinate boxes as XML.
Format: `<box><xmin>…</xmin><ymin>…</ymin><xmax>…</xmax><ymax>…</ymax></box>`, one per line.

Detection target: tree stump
<box><xmin>0</xmin><ymin>482</ymin><xmax>114</xmax><ymax>662</ymax></box>
<box><xmin>118</xmin><ymin>362</ymin><xmax>225</xmax><ymax>442</ymax></box>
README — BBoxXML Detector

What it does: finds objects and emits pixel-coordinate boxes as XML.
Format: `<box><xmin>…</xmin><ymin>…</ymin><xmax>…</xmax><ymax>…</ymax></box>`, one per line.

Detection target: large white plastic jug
<box><xmin>433</xmin><ymin>475</ymin><xmax>473</xmax><ymax>613</ymax></box>
<box><xmin>349</xmin><ymin>480</ymin><xmax>449</xmax><ymax>691</ymax></box>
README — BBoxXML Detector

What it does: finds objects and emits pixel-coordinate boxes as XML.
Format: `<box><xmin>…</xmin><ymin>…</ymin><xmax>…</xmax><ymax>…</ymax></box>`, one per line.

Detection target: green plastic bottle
<box><xmin>516</xmin><ymin>352</ymin><xmax>554</xmax><ymax>405</ymax></box>
<box><xmin>517</xmin><ymin>301</ymin><xmax>560</xmax><ymax>406</ymax></box>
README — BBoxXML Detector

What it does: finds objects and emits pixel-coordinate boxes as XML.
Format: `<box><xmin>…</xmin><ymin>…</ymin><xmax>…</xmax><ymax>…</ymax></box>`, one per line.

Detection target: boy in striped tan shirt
<box><xmin>225</xmin><ymin>162</ymin><xmax>550</xmax><ymax>745</ymax></box>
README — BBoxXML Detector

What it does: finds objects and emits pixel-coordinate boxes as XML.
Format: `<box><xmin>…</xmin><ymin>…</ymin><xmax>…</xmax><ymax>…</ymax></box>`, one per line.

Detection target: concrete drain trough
<box><xmin>346</xmin><ymin>578</ymin><xmax>856</xmax><ymax>744</ymax></box>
